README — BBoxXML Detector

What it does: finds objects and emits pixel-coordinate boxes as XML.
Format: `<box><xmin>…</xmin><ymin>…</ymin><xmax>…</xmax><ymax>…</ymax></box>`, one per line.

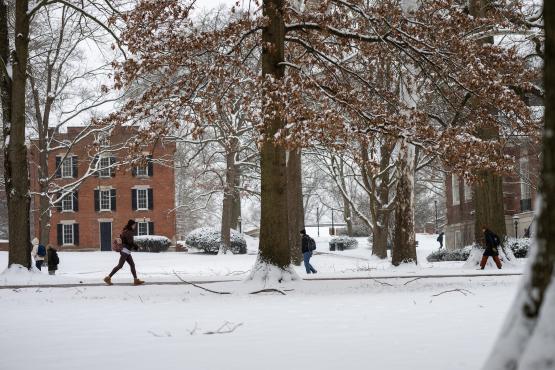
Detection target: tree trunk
<box><xmin>392</xmin><ymin>139</ymin><xmax>417</xmax><ymax>266</ymax></box>
<box><xmin>483</xmin><ymin>4</ymin><xmax>555</xmax><ymax>368</ymax></box>
<box><xmin>287</xmin><ymin>148</ymin><xmax>304</xmax><ymax>266</ymax></box>
<box><xmin>338</xmin><ymin>157</ymin><xmax>353</xmax><ymax>237</ymax></box>
<box><xmin>251</xmin><ymin>0</ymin><xmax>293</xmax><ymax>277</ymax></box>
<box><xmin>468</xmin><ymin>0</ymin><xmax>507</xmax><ymax>244</ymax></box>
<box><xmin>3</xmin><ymin>0</ymin><xmax>31</xmax><ymax>268</ymax></box>
<box><xmin>219</xmin><ymin>146</ymin><xmax>237</xmax><ymax>254</ymax></box>
<box><xmin>372</xmin><ymin>142</ymin><xmax>393</xmax><ymax>259</ymax></box>
<box><xmin>473</xmin><ymin>158</ymin><xmax>507</xmax><ymax>244</ymax></box>
<box><xmin>230</xmin><ymin>164</ymin><xmax>241</xmax><ymax>231</ymax></box>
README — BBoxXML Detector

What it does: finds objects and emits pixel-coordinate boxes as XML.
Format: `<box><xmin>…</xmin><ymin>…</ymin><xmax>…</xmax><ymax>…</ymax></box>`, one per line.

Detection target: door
<box><xmin>100</xmin><ymin>222</ymin><xmax>112</xmax><ymax>251</ymax></box>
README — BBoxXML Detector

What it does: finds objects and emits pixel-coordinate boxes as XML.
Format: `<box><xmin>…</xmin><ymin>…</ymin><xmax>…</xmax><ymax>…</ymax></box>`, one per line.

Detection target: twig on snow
<box><xmin>173</xmin><ymin>271</ymin><xmax>231</xmax><ymax>295</ymax></box>
<box><xmin>432</xmin><ymin>288</ymin><xmax>474</xmax><ymax>297</ymax></box>
<box><xmin>403</xmin><ymin>277</ymin><xmax>423</xmax><ymax>286</ymax></box>
<box><xmin>203</xmin><ymin>321</ymin><xmax>243</xmax><ymax>335</ymax></box>
<box><xmin>249</xmin><ymin>288</ymin><xmax>288</xmax><ymax>295</ymax></box>
<box><xmin>187</xmin><ymin>322</ymin><xmax>198</xmax><ymax>335</ymax></box>
<box><xmin>373</xmin><ymin>279</ymin><xmax>394</xmax><ymax>287</ymax></box>
<box><xmin>148</xmin><ymin>330</ymin><xmax>172</xmax><ymax>337</ymax></box>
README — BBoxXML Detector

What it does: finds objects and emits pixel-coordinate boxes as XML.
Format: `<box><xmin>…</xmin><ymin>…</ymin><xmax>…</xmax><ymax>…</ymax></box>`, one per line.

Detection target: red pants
<box><xmin>480</xmin><ymin>255</ymin><xmax>502</xmax><ymax>269</ymax></box>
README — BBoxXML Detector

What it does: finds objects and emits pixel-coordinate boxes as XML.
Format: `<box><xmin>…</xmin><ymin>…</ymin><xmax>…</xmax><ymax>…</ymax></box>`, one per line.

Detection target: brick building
<box><xmin>29</xmin><ymin>126</ymin><xmax>176</xmax><ymax>251</ymax></box>
<box><xmin>444</xmin><ymin>139</ymin><xmax>539</xmax><ymax>250</ymax></box>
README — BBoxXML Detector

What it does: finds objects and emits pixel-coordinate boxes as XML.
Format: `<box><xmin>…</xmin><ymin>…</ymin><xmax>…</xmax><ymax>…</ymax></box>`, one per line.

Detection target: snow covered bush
<box><xmin>337</xmin><ymin>225</ymin><xmax>370</xmax><ymax>237</ymax></box>
<box><xmin>185</xmin><ymin>227</ymin><xmax>247</xmax><ymax>254</ymax></box>
<box><xmin>329</xmin><ymin>236</ymin><xmax>358</xmax><ymax>251</ymax></box>
<box><xmin>134</xmin><ymin>235</ymin><xmax>171</xmax><ymax>253</ymax></box>
<box><xmin>426</xmin><ymin>246</ymin><xmax>472</xmax><ymax>262</ymax></box>
<box><xmin>505</xmin><ymin>237</ymin><xmax>531</xmax><ymax>258</ymax></box>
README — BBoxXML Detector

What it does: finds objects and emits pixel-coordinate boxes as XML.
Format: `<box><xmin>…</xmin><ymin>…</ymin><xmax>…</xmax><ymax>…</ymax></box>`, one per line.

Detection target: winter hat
<box><xmin>125</xmin><ymin>219</ymin><xmax>137</xmax><ymax>230</ymax></box>
<box><xmin>300</xmin><ymin>229</ymin><xmax>306</xmax><ymax>235</ymax></box>
<box><xmin>32</xmin><ymin>237</ymin><xmax>39</xmax><ymax>246</ymax></box>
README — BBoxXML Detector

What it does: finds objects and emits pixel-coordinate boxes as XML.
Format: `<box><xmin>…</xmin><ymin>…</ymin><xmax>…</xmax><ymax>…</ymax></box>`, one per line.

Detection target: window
<box><xmin>452</xmin><ymin>174</ymin><xmax>460</xmax><ymax>206</ymax></box>
<box><xmin>520</xmin><ymin>156</ymin><xmax>532</xmax><ymax>211</ymax></box>
<box><xmin>454</xmin><ymin>231</ymin><xmax>462</xmax><ymax>249</ymax></box>
<box><xmin>137</xmin><ymin>222</ymin><xmax>149</xmax><ymax>236</ymax></box>
<box><xmin>137</xmin><ymin>189</ymin><xmax>148</xmax><ymax>210</ymax></box>
<box><xmin>63</xmin><ymin>224</ymin><xmax>74</xmax><ymax>245</ymax></box>
<box><xmin>61</xmin><ymin>158</ymin><xmax>73</xmax><ymax>178</ymax></box>
<box><xmin>99</xmin><ymin>134</ymin><xmax>110</xmax><ymax>148</ymax></box>
<box><xmin>136</xmin><ymin>165</ymin><xmax>148</xmax><ymax>176</ymax></box>
<box><xmin>99</xmin><ymin>190</ymin><xmax>111</xmax><ymax>211</ymax></box>
<box><xmin>99</xmin><ymin>157</ymin><xmax>111</xmax><ymax>177</ymax></box>
<box><xmin>464</xmin><ymin>181</ymin><xmax>472</xmax><ymax>202</ymax></box>
<box><xmin>61</xmin><ymin>193</ymin><xmax>73</xmax><ymax>212</ymax></box>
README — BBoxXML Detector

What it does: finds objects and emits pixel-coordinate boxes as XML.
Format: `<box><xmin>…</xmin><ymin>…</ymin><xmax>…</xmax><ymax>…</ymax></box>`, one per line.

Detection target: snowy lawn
<box><xmin>0</xmin><ymin>233</ymin><xmax>526</xmax><ymax>369</ymax></box>
<box><xmin>0</xmin><ymin>275</ymin><xmax>519</xmax><ymax>370</ymax></box>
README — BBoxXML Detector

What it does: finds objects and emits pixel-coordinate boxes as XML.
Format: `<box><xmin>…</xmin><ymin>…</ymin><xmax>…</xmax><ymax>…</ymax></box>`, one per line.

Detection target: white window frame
<box><xmin>136</xmin><ymin>165</ymin><xmax>148</xmax><ymax>176</ymax></box>
<box><xmin>99</xmin><ymin>189</ymin><xmax>111</xmax><ymax>211</ymax></box>
<box><xmin>464</xmin><ymin>181</ymin><xmax>472</xmax><ymax>202</ymax></box>
<box><xmin>520</xmin><ymin>156</ymin><xmax>532</xmax><ymax>201</ymax></box>
<box><xmin>98</xmin><ymin>156</ymin><xmax>111</xmax><ymax>178</ymax></box>
<box><xmin>61</xmin><ymin>193</ymin><xmax>73</xmax><ymax>212</ymax></box>
<box><xmin>137</xmin><ymin>189</ymin><xmax>148</xmax><ymax>210</ymax></box>
<box><xmin>63</xmin><ymin>224</ymin><xmax>74</xmax><ymax>245</ymax></box>
<box><xmin>137</xmin><ymin>221</ymin><xmax>149</xmax><ymax>236</ymax></box>
<box><xmin>61</xmin><ymin>157</ymin><xmax>73</xmax><ymax>178</ymax></box>
<box><xmin>452</xmin><ymin>174</ymin><xmax>460</xmax><ymax>206</ymax></box>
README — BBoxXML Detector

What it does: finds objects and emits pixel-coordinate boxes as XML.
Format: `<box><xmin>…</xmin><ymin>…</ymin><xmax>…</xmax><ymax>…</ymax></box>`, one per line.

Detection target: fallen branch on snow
<box><xmin>432</xmin><ymin>288</ymin><xmax>474</xmax><ymax>297</ymax></box>
<box><xmin>403</xmin><ymin>277</ymin><xmax>423</xmax><ymax>286</ymax></box>
<box><xmin>203</xmin><ymin>321</ymin><xmax>243</xmax><ymax>335</ymax></box>
<box><xmin>249</xmin><ymin>288</ymin><xmax>287</xmax><ymax>295</ymax></box>
<box><xmin>173</xmin><ymin>271</ymin><xmax>231</xmax><ymax>295</ymax></box>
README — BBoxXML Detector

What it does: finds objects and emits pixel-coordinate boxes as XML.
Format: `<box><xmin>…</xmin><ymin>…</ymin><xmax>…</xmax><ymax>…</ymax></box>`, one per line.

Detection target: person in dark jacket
<box><xmin>104</xmin><ymin>220</ymin><xmax>145</xmax><ymax>285</ymax></box>
<box><xmin>437</xmin><ymin>232</ymin><xmax>444</xmax><ymax>249</ymax></box>
<box><xmin>480</xmin><ymin>226</ymin><xmax>502</xmax><ymax>269</ymax></box>
<box><xmin>47</xmin><ymin>245</ymin><xmax>59</xmax><ymax>275</ymax></box>
<box><xmin>300</xmin><ymin>229</ymin><xmax>317</xmax><ymax>274</ymax></box>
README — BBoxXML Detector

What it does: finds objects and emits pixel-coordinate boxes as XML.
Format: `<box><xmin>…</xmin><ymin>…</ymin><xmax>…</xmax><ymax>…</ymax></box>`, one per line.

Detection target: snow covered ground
<box><xmin>0</xmin><ymin>233</ymin><xmax>524</xmax><ymax>286</ymax></box>
<box><xmin>0</xmin><ymin>233</ymin><xmax>526</xmax><ymax>370</ymax></box>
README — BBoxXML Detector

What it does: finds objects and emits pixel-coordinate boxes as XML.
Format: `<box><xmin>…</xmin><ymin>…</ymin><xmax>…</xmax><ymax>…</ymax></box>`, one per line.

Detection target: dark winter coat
<box><xmin>121</xmin><ymin>229</ymin><xmax>139</xmax><ymax>251</ymax></box>
<box><xmin>437</xmin><ymin>233</ymin><xmax>444</xmax><ymax>243</ymax></box>
<box><xmin>301</xmin><ymin>234</ymin><xmax>312</xmax><ymax>253</ymax></box>
<box><xmin>483</xmin><ymin>229</ymin><xmax>500</xmax><ymax>257</ymax></box>
<box><xmin>47</xmin><ymin>248</ymin><xmax>59</xmax><ymax>271</ymax></box>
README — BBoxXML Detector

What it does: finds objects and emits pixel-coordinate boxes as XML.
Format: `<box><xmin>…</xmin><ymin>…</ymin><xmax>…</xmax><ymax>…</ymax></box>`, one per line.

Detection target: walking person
<box><xmin>104</xmin><ymin>220</ymin><xmax>145</xmax><ymax>286</ymax></box>
<box><xmin>436</xmin><ymin>232</ymin><xmax>444</xmax><ymax>249</ymax></box>
<box><xmin>480</xmin><ymin>226</ymin><xmax>502</xmax><ymax>269</ymax></box>
<box><xmin>300</xmin><ymin>229</ymin><xmax>317</xmax><ymax>274</ymax></box>
<box><xmin>47</xmin><ymin>245</ymin><xmax>59</xmax><ymax>275</ymax></box>
<box><xmin>31</xmin><ymin>237</ymin><xmax>46</xmax><ymax>271</ymax></box>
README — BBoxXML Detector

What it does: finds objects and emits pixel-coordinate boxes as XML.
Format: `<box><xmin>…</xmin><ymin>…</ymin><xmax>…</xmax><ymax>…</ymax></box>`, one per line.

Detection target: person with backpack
<box><xmin>31</xmin><ymin>237</ymin><xmax>46</xmax><ymax>271</ymax></box>
<box><xmin>300</xmin><ymin>229</ymin><xmax>317</xmax><ymax>274</ymax></box>
<box><xmin>480</xmin><ymin>226</ymin><xmax>503</xmax><ymax>269</ymax></box>
<box><xmin>436</xmin><ymin>232</ymin><xmax>444</xmax><ymax>249</ymax></box>
<box><xmin>47</xmin><ymin>245</ymin><xmax>60</xmax><ymax>275</ymax></box>
<box><xmin>104</xmin><ymin>219</ymin><xmax>145</xmax><ymax>286</ymax></box>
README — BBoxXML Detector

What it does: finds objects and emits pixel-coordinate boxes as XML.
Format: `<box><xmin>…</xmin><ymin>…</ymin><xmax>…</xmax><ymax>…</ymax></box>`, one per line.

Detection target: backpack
<box><xmin>37</xmin><ymin>244</ymin><xmax>46</xmax><ymax>257</ymax></box>
<box><xmin>307</xmin><ymin>236</ymin><xmax>316</xmax><ymax>251</ymax></box>
<box><xmin>112</xmin><ymin>237</ymin><xmax>123</xmax><ymax>252</ymax></box>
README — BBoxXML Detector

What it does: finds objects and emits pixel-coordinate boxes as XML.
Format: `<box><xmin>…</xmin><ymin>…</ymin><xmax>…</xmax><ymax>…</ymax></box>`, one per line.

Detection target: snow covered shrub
<box><xmin>337</xmin><ymin>225</ymin><xmax>370</xmax><ymax>237</ymax></box>
<box><xmin>506</xmin><ymin>237</ymin><xmax>531</xmax><ymax>258</ymax></box>
<box><xmin>185</xmin><ymin>227</ymin><xmax>247</xmax><ymax>254</ymax></box>
<box><xmin>426</xmin><ymin>246</ymin><xmax>472</xmax><ymax>262</ymax></box>
<box><xmin>329</xmin><ymin>236</ymin><xmax>358</xmax><ymax>251</ymax></box>
<box><xmin>134</xmin><ymin>235</ymin><xmax>171</xmax><ymax>253</ymax></box>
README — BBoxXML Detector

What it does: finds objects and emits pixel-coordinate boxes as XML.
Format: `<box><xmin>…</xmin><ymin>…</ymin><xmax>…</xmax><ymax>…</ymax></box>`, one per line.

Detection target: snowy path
<box><xmin>0</xmin><ymin>271</ymin><xmax>522</xmax><ymax>290</ymax></box>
